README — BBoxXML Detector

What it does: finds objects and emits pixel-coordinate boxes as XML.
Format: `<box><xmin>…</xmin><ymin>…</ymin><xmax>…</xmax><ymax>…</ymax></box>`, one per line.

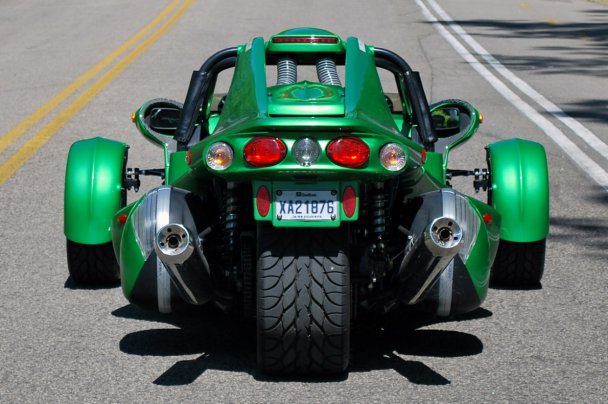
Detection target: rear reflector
<box><xmin>483</xmin><ymin>213</ymin><xmax>493</xmax><ymax>225</ymax></box>
<box><xmin>117</xmin><ymin>214</ymin><xmax>127</xmax><ymax>225</ymax></box>
<box><xmin>256</xmin><ymin>186</ymin><xmax>271</xmax><ymax>217</ymax></box>
<box><xmin>342</xmin><ymin>186</ymin><xmax>356</xmax><ymax>218</ymax></box>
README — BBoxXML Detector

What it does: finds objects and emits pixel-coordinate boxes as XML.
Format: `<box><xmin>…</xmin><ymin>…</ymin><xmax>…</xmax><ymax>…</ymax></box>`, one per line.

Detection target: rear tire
<box><xmin>256</xmin><ymin>225</ymin><xmax>350</xmax><ymax>375</ymax></box>
<box><xmin>490</xmin><ymin>239</ymin><xmax>546</xmax><ymax>289</ymax></box>
<box><xmin>66</xmin><ymin>239</ymin><xmax>120</xmax><ymax>285</ymax></box>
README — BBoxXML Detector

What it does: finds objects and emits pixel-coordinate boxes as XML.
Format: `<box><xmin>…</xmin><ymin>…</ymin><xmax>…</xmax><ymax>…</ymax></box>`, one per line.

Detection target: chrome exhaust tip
<box><xmin>425</xmin><ymin>217</ymin><xmax>463</xmax><ymax>256</ymax></box>
<box><xmin>399</xmin><ymin>217</ymin><xmax>465</xmax><ymax>305</ymax></box>
<box><xmin>154</xmin><ymin>223</ymin><xmax>194</xmax><ymax>265</ymax></box>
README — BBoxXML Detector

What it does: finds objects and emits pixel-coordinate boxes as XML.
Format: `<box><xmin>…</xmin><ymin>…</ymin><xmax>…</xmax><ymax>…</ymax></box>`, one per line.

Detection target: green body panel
<box><xmin>422</xmin><ymin>151</ymin><xmax>445</xmax><ymax>183</ymax></box>
<box><xmin>214</xmin><ymin>116</ymin><xmax>400</xmax><ymax>139</ymax></box>
<box><xmin>267</xmin><ymin>82</ymin><xmax>345</xmax><ymax>116</ymax></box>
<box><xmin>209</xmin><ymin>34</ymin><xmax>402</xmax><ymax>138</ymax></box>
<box><xmin>465</xmin><ymin>198</ymin><xmax>502</xmax><ymax>299</ymax></box>
<box><xmin>168</xmin><ymin>37</ymin><xmax>421</xmax><ymax>185</ymax></box>
<box><xmin>487</xmin><ymin>138</ymin><xmax>549</xmax><ymax>242</ymax></box>
<box><xmin>207</xmin><ymin>115</ymin><xmax>220</xmax><ymax>134</ymax></box>
<box><xmin>344</xmin><ymin>38</ymin><xmax>403</xmax><ymax>135</ymax></box>
<box><xmin>214</xmin><ymin>38</ymin><xmax>268</xmax><ymax>133</ymax></box>
<box><xmin>64</xmin><ymin>137</ymin><xmax>127</xmax><ymax>245</ymax></box>
<box><xmin>167</xmin><ymin>151</ymin><xmax>191</xmax><ymax>185</ymax></box>
<box><xmin>392</xmin><ymin>116</ymin><xmax>404</xmax><ymax>132</ymax></box>
<box><xmin>170</xmin><ymin>32</ymin><xmax>416</xmax><ymax>187</ymax></box>
<box><xmin>114</xmin><ymin>202</ymin><xmax>146</xmax><ymax>299</ymax></box>
<box><xmin>111</xmin><ymin>203</ymin><xmax>134</xmax><ymax>259</ymax></box>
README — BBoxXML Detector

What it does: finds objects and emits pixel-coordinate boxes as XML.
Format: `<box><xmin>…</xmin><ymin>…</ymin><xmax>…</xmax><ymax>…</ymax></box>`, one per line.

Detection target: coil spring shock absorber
<box><xmin>277</xmin><ymin>57</ymin><xmax>297</xmax><ymax>85</ymax></box>
<box><xmin>370</xmin><ymin>182</ymin><xmax>387</xmax><ymax>255</ymax></box>
<box><xmin>363</xmin><ymin>182</ymin><xmax>388</xmax><ymax>290</ymax></box>
<box><xmin>222</xmin><ymin>182</ymin><xmax>239</xmax><ymax>281</ymax></box>
<box><xmin>316</xmin><ymin>57</ymin><xmax>342</xmax><ymax>86</ymax></box>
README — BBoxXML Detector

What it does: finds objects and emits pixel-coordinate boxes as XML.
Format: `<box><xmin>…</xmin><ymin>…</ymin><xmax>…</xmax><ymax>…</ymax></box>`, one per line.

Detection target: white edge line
<box><xmin>426</xmin><ymin>0</ymin><xmax>608</xmax><ymax>159</ymax></box>
<box><xmin>415</xmin><ymin>0</ymin><xmax>608</xmax><ymax>191</ymax></box>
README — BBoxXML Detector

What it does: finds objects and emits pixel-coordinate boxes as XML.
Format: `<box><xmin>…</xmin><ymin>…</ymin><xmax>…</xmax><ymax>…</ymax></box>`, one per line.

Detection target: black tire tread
<box><xmin>491</xmin><ymin>239</ymin><xmax>546</xmax><ymax>289</ymax></box>
<box><xmin>257</xmin><ymin>226</ymin><xmax>349</xmax><ymax>375</ymax></box>
<box><xmin>66</xmin><ymin>239</ymin><xmax>120</xmax><ymax>285</ymax></box>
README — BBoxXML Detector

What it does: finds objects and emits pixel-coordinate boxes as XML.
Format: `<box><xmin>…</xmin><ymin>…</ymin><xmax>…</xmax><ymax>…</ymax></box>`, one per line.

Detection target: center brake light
<box><xmin>244</xmin><ymin>137</ymin><xmax>287</xmax><ymax>167</ymax></box>
<box><xmin>271</xmin><ymin>37</ymin><xmax>339</xmax><ymax>44</ymax></box>
<box><xmin>327</xmin><ymin>137</ymin><xmax>370</xmax><ymax>168</ymax></box>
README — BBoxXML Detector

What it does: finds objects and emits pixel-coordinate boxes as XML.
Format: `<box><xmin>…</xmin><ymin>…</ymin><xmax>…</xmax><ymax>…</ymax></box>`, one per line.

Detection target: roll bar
<box><xmin>374</xmin><ymin>48</ymin><xmax>437</xmax><ymax>148</ymax></box>
<box><xmin>175</xmin><ymin>46</ymin><xmax>437</xmax><ymax>149</ymax></box>
<box><xmin>175</xmin><ymin>47</ymin><xmax>238</xmax><ymax>147</ymax></box>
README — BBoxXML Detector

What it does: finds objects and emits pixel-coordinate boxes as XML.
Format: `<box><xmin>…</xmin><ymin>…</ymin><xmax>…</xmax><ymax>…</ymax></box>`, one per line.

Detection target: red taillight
<box><xmin>327</xmin><ymin>137</ymin><xmax>370</xmax><ymax>168</ymax></box>
<box><xmin>244</xmin><ymin>137</ymin><xmax>287</xmax><ymax>167</ymax></box>
<box><xmin>342</xmin><ymin>186</ymin><xmax>356</xmax><ymax>218</ymax></box>
<box><xmin>272</xmin><ymin>36</ymin><xmax>339</xmax><ymax>44</ymax></box>
<box><xmin>256</xmin><ymin>186</ymin><xmax>271</xmax><ymax>217</ymax></box>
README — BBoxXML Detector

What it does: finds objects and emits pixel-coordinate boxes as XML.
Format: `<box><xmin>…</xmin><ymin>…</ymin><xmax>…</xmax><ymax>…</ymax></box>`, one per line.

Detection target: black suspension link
<box><xmin>125</xmin><ymin>168</ymin><xmax>165</xmax><ymax>192</ymax></box>
<box><xmin>446</xmin><ymin>168</ymin><xmax>490</xmax><ymax>193</ymax></box>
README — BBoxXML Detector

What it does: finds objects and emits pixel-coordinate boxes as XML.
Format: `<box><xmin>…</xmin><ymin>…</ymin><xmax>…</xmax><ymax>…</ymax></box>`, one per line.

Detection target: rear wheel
<box><xmin>491</xmin><ymin>239</ymin><xmax>546</xmax><ymax>289</ymax></box>
<box><xmin>66</xmin><ymin>240</ymin><xmax>120</xmax><ymax>285</ymax></box>
<box><xmin>256</xmin><ymin>225</ymin><xmax>350</xmax><ymax>375</ymax></box>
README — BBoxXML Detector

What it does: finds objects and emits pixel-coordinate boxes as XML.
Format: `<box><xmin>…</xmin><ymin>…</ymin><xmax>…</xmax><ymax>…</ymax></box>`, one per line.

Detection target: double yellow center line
<box><xmin>0</xmin><ymin>0</ymin><xmax>192</xmax><ymax>185</ymax></box>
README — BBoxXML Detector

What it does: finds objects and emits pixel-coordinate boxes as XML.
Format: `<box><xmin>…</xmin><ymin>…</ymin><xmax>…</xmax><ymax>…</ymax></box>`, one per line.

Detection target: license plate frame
<box><xmin>274</xmin><ymin>190</ymin><xmax>338</xmax><ymax>222</ymax></box>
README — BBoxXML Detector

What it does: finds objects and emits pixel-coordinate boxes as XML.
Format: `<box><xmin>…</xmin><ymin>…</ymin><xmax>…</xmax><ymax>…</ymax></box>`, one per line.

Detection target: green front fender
<box><xmin>64</xmin><ymin>137</ymin><xmax>127</xmax><ymax>245</ymax></box>
<box><xmin>487</xmin><ymin>138</ymin><xmax>549</xmax><ymax>242</ymax></box>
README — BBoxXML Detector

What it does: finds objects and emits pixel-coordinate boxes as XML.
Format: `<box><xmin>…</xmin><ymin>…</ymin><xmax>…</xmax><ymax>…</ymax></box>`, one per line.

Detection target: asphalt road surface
<box><xmin>1</xmin><ymin>0</ymin><xmax>606</xmax><ymax>402</ymax></box>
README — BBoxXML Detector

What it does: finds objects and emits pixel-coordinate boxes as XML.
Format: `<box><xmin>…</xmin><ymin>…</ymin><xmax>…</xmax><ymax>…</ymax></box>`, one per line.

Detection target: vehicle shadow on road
<box><xmin>64</xmin><ymin>277</ymin><xmax>120</xmax><ymax>290</ymax></box>
<box><xmin>350</xmin><ymin>309</ymin><xmax>488</xmax><ymax>385</ymax></box>
<box><xmin>112</xmin><ymin>304</ymin><xmax>489</xmax><ymax>386</ymax></box>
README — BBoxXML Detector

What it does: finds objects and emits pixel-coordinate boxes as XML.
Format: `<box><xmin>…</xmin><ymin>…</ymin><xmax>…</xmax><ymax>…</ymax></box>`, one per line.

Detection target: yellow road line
<box><xmin>0</xmin><ymin>0</ymin><xmax>181</xmax><ymax>156</ymax></box>
<box><xmin>0</xmin><ymin>0</ymin><xmax>193</xmax><ymax>185</ymax></box>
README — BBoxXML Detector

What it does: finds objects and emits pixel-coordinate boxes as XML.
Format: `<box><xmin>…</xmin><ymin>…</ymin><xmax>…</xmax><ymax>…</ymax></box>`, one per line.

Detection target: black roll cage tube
<box><xmin>175</xmin><ymin>47</ymin><xmax>238</xmax><ymax>147</ymax></box>
<box><xmin>175</xmin><ymin>46</ymin><xmax>437</xmax><ymax>149</ymax></box>
<box><xmin>374</xmin><ymin>48</ymin><xmax>437</xmax><ymax>148</ymax></box>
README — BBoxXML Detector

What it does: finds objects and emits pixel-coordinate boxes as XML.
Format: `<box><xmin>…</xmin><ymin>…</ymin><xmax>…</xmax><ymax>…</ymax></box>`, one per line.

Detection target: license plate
<box><xmin>275</xmin><ymin>190</ymin><xmax>338</xmax><ymax>221</ymax></box>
